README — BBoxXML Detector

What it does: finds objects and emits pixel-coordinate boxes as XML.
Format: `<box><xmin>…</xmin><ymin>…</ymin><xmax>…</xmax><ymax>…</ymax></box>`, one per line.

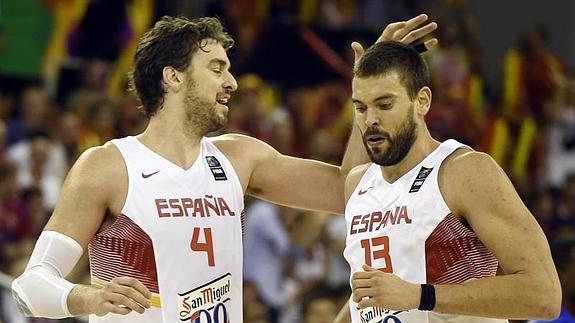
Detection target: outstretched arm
<box><xmin>224</xmin><ymin>15</ymin><xmax>439</xmax><ymax>214</ymax></box>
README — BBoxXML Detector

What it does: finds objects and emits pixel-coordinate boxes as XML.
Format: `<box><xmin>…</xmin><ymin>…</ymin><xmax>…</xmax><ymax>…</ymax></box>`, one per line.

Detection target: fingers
<box><xmin>352</xmin><ymin>286</ymin><xmax>375</xmax><ymax>302</ymax></box>
<box><xmin>112</xmin><ymin>277</ymin><xmax>152</xmax><ymax>299</ymax></box>
<box><xmin>390</xmin><ymin>14</ymin><xmax>431</xmax><ymax>41</ymax></box>
<box><xmin>424</xmin><ymin>38</ymin><xmax>439</xmax><ymax>50</ymax></box>
<box><xmin>400</xmin><ymin>22</ymin><xmax>438</xmax><ymax>45</ymax></box>
<box><xmin>101</xmin><ymin>302</ymin><xmax>132</xmax><ymax>316</ymax></box>
<box><xmin>357</xmin><ymin>297</ymin><xmax>378</xmax><ymax>309</ymax></box>
<box><xmin>377</xmin><ymin>14</ymin><xmax>428</xmax><ymax>43</ymax></box>
<box><xmin>378</xmin><ymin>21</ymin><xmax>406</xmax><ymax>43</ymax></box>
<box><xmin>351</xmin><ymin>41</ymin><xmax>365</xmax><ymax>62</ymax></box>
<box><xmin>363</xmin><ymin>264</ymin><xmax>378</xmax><ymax>271</ymax></box>
<box><xmin>99</xmin><ymin>277</ymin><xmax>151</xmax><ymax>315</ymax></box>
<box><xmin>112</xmin><ymin>284</ymin><xmax>151</xmax><ymax>310</ymax></box>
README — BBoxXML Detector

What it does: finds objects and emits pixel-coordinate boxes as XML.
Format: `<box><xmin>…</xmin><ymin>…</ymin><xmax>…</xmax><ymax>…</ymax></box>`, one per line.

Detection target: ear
<box><xmin>162</xmin><ymin>66</ymin><xmax>184</xmax><ymax>92</ymax></box>
<box><xmin>415</xmin><ymin>86</ymin><xmax>432</xmax><ymax>116</ymax></box>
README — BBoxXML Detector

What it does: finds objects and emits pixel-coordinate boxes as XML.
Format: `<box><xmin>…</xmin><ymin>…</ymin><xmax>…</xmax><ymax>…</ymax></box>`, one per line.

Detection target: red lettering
<box><xmin>156</xmin><ymin>199</ymin><xmax>170</xmax><ymax>217</ymax></box>
<box><xmin>358</xmin><ymin>214</ymin><xmax>370</xmax><ymax>233</ymax></box>
<box><xmin>181</xmin><ymin>198</ymin><xmax>194</xmax><ymax>217</ymax></box>
<box><xmin>390</xmin><ymin>206</ymin><xmax>399</xmax><ymax>225</ymax></box>
<box><xmin>376</xmin><ymin>210</ymin><xmax>392</xmax><ymax>230</ymax></box>
<box><xmin>369</xmin><ymin>211</ymin><xmax>382</xmax><ymax>232</ymax></box>
<box><xmin>204</xmin><ymin>197</ymin><xmax>220</xmax><ymax>216</ymax></box>
<box><xmin>217</xmin><ymin>198</ymin><xmax>235</xmax><ymax>216</ymax></box>
<box><xmin>350</xmin><ymin>215</ymin><xmax>361</xmax><ymax>234</ymax></box>
<box><xmin>169</xmin><ymin>199</ymin><xmax>184</xmax><ymax>217</ymax></box>
<box><xmin>193</xmin><ymin>199</ymin><xmax>205</xmax><ymax>217</ymax></box>
<box><xmin>397</xmin><ymin>206</ymin><xmax>412</xmax><ymax>224</ymax></box>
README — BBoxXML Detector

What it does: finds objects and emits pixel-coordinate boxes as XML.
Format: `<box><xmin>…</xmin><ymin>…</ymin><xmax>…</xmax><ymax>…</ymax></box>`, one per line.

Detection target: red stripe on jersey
<box><xmin>425</xmin><ymin>213</ymin><xmax>498</xmax><ymax>284</ymax></box>
<box><xmin>88</xmin><ymin>214</ymin><xmax>159</xmax><ymax>293</ymax></box>
<box><xmin>241</xmin><ymin>209</ymin><xmax>246</xmax><ymax>236</ymax></box>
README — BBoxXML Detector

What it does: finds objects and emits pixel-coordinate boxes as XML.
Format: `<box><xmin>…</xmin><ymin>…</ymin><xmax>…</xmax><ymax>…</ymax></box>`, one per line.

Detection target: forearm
<box><xmin>334</xmin><ymin>301</ymin><xmax>351</xmax><ymax>323</ymax></box>
<box><xmin>339</xmin><ymin>124</ymin><xmax>369</xmax><ymax>177</ymax></box>
<box><xmin>434</xmin><ymin>274</ymin><xmax>561</xmax><ymax>320</ymax></box>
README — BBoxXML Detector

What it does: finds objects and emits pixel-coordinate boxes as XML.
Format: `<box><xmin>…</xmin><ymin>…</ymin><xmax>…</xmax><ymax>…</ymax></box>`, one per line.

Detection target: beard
<box><xmin>184</xmin><ymin>79</ymin><xmax>228</xmax><ymax>135</ymax></box>
<box><xmin>362</xmin><ymin>108</ymin><xmax>417</xmax><ymax>166</ymax></box>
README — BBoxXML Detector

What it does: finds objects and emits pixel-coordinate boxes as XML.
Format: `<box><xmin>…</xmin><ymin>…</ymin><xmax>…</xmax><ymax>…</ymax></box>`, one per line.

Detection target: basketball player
<box><xmin>334</xmin><ymin>41</ymin><xmax>562</xmax><ymax>323</ymax></box>
<box><xmin>10</xmin><ymin>15</ymin><xmax>438</xmax><ymax>322</ymax></box>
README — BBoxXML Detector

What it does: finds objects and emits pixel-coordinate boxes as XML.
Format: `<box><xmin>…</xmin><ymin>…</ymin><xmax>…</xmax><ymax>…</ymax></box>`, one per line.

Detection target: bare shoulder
<box><xmin>440</xmin><ymin>149</ymin><xmax>511</xmax><ymax>218</ymax></box>
<box><xmin>345</xmin><ymin>163</ymin><xmax>371</xmax><ymax>203</ymax></box>
<box><xmin>73</xmin><ymin>142</ymin><xmax>126</xmax><ymax>179</ymax></box>
<box><xmin>211</xmin><ymin>133</ymin><xmax>272</xmax><ymax>158</ymax></box>
<box><xmin>210</xmin><ymin>133</ymin><xmax>274</xmax><ymax>192</ymax></box>
<box><xmin>44</xmin><ymin>143</ymin><xmax>127</xmax><ymax>244</ymax></box>
<box><xmin>441</xmin><ymin>149</ymin><xmax>503</xmax><ymax>184</ymax></box>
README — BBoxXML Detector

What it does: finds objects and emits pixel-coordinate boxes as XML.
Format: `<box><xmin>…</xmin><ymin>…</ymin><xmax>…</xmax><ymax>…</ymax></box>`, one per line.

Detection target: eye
<box><xmin>212</xmin><ymin>69</ymin><xmax>222</xmax><ymax>75</ymax></box>
<box><xmin>377</xmin><ymin>103</ymin><xmax>392</xmax><ymax>110</ymax></box>
<box><xmin>355</xmin><ymin>105</ymin><xmax>367</xmax><ymax>113</ymax></box>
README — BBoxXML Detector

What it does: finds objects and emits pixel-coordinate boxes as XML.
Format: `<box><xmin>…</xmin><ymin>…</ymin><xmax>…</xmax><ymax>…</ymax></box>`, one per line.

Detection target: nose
<box><xmin>224</xmin><ymin>71</ymin><xmax>238</xmax><ymax>92</ymax></box>
<box><xmin>364</xmin><ymin>107</ymin><xmax>380</xmax><ymax>127</ymax></box>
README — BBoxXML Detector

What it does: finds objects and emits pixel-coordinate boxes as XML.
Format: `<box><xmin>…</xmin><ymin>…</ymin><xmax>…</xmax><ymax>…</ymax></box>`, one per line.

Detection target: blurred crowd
<box><xmin>0</xmin><ymin>1</ymin><xmax>574</xmax><ymax>323</ymax></box>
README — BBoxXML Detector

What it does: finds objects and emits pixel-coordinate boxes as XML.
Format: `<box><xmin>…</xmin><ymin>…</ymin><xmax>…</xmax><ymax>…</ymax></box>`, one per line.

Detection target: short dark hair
<box><xmin>354</xmin><ymin>41</ymin><xmax>430</xmax><ymax>100</ymax></box>
<box><xmin>129</xmin><ymin>16</ymin><xmax>234</xmax><ymax>118</ymax></box>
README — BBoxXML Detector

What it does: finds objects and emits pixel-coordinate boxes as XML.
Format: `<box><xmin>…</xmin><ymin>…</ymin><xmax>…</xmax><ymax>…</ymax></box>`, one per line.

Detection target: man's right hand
<box><xmin>352</xmin><ymin>14</ymin><xmax>438</xmax><ymax>62</ymax></box>
<box><xmin>68</xmin><ymin>277</ymin><xmax>152</xmax><ymax>316</ymax></box>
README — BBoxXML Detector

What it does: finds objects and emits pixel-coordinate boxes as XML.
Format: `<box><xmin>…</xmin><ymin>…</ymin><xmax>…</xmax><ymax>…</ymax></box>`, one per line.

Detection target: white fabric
<box><xmin>11</xmin><ymin>230</ymin><xmax>83</xmax><ymax>318</ymax></box>
<box><xmin>89</xmin><ymin>136</ymin><xmax>245</xmax><ymax>323</ymax></box>
<box><xmin>344</xmin><ymin>139</ymin><xmax>507</xmax><ymax>323</ymax></box>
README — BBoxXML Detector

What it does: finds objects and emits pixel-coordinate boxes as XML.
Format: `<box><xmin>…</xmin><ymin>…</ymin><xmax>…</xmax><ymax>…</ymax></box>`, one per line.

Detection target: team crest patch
<box><xmin>205</xmin><ymin>156</ymin><xmax>227</xmax><ymax>181</ymax></box>
<box><xmin>409</xmin><ymin>166</ymin><xmax>433</xmax><ymax>193</ymax></box>
<box><xmin>178</xmin><ymin>273</ymin><xmax>232</xmax><ymax>321</ymax></box>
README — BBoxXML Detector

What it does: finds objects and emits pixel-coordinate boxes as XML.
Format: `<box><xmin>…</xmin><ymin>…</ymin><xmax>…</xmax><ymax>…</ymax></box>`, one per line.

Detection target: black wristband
<box><xmin>413</xmin><ymin>42</ymin><xmax>428</xmax><ymax>54</ymax></box>
<box><xmin>418</xmin><ymin>284</ymin><xmax>436</xmax><ymax>311</ymax></box>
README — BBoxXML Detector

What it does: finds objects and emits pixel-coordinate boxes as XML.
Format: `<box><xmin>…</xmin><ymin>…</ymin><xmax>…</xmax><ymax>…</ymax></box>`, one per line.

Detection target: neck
<box><xmin>136</xmin><ymin>106</ymin><xmax>204</xmax><ymax>169</ymax></box>
<box><xmin>379</xmin><ymin>127</ymin><xmax>439</xmax><ymax>183</ymax></box>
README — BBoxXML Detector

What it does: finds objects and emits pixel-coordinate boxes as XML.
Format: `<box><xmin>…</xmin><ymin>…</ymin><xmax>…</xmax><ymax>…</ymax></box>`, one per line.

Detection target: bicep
<box><xmin>249</xmin><ymin>152</ymin><xmax>345</xmax><ymax>213</ymax></box>
<box><xmin>44</xmin><ymin>148</ymin><xmax>120</xmax><ymax>250</ymax></box>
<box><xmin>448</xmin><ymin>154</ymin><xmax>555</xmax><ymax>278</ymax></box>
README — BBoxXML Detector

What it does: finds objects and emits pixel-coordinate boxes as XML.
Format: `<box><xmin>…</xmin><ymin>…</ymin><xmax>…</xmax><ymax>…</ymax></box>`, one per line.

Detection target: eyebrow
<box><xmin>373</xmin><ymin>94</ymin><xmax>397</xmax><ymax>102</ymax></box>
<box><xmin>352</xmin><ymin>94</ymin><xmax>397</xmax><ymax>105</ymax></box>
<box><xmin>208</xmin><ymin>58</ymin><xmax>229</xmax><ymax>68</ymax></box>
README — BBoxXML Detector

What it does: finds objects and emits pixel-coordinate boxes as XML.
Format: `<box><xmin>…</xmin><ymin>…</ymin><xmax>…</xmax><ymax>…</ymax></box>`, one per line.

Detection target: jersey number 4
<box><xmin>190</xmin><ymin>227</ymin><xmax>215</xmax><ymax>267</ymax></box>
<box><xmin>360</xmin><ymin>236</ymin><xmax>393</xmax><ymax>272</ymax></box>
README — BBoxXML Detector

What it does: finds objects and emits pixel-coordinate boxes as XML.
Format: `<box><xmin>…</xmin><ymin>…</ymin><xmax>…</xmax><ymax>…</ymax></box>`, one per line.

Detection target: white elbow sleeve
<box><xmin>11</xmin><ymin>231</ymin><xmax>84</xmax><ymax>318</ymax></box>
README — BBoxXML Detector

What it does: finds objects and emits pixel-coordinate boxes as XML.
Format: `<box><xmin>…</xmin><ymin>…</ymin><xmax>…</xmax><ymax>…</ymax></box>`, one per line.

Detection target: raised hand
<box><xmin>351</xmin><ymin>264</ymin><xmax>420</xmax><ymax>311</ymax></box>
<box><xmin>352</xmin><ymin>14</ymin><xmax>438</xmax><ymax>62</ymax></box>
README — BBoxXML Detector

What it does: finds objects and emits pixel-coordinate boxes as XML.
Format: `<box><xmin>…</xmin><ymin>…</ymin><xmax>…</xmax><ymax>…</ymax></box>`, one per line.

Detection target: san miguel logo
<box><xmin>409</xmin><ymin>166</ymin><xmax>433</xmax><ymax>193</ymax></box>
<box><xmin>178</xmin><ymin>273</ymin><xmax>232</xmax><ymax>322</ymax></box>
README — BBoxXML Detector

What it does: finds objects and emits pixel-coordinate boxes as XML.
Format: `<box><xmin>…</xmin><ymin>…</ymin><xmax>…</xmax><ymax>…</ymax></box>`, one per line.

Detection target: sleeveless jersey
<box><xmin>87</xmin><ymin>136</ymin><xmax>244</xmax><ymax>323</ymax></box>
<box><xmin>344</xmin><ymin>139</ymin><xmax>507</xmax><ymax>323</ymax></box>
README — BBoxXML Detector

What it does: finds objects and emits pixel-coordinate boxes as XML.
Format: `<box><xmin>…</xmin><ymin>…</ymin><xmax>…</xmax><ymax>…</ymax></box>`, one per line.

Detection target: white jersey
<box><xmin>344</xmin><ymin>140</ymin><xmax>507</xmax><ymax>323</ymax></box>
<box><xmin>87</xmin><ymin>136</ymin><xmax>245</xmax><ymax>323</ymax></box>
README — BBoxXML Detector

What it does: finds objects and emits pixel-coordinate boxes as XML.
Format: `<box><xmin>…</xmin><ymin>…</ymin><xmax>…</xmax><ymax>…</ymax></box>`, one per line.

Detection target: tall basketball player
<box><xmin>335</xmin><ymin>42</ymin><xmax>561</xmax><ymax>323</ymax></box>
<box><xmin>11</xmin><ymin>15</ymin><xmax>438</xmax><ymax>323</ymax></box>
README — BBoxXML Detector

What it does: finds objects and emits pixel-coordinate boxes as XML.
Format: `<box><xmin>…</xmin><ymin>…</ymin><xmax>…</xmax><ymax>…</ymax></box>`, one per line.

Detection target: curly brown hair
<box><xmin>128</xmin><ymin>16</ymin><xmax>234</xmax><ymax>118</ymax></box>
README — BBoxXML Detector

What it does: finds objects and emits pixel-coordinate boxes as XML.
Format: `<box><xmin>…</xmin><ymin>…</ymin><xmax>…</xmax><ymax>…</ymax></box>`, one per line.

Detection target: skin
<box><xmin>24</xmin><ymin>15</ymin><xmax>439</xmax><ymax>317</ymax></box>
<box><xmin>334</xmin><ymin>69</ymin><xmax>562</xmax><ymax>322</ymax></box>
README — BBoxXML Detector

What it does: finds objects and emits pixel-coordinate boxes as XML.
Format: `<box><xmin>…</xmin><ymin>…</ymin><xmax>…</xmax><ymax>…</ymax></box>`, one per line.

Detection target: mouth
<box><xmin>366</xmin><ymin>134</ymin><xmax>386</xmax><ymax>147</ymax></box>
<box><xmin>216</xmin><ymin>95</ymin><xmax>230</xmax><ymax>106</ymax></box>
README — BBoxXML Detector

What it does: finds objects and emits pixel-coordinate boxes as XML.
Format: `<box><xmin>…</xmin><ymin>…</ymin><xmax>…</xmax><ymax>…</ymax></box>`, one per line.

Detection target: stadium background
<box><xmin>0</xmin><ymin>0</ymin><xmax>574</xmax><ymax>322</ymax></box>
